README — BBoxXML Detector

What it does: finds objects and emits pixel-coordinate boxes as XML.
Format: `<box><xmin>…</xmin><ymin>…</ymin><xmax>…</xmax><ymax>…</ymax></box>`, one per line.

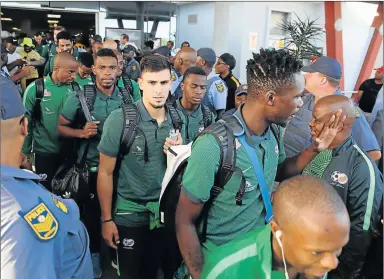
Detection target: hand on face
<box><xmin>312</xmin><ymin>109</ymin><xmax>346</xmax><ymax>152</ymax></box>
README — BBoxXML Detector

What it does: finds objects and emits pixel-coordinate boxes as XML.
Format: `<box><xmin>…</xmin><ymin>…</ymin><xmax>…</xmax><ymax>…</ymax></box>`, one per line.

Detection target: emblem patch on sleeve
<box><xmin>355</xmin><ymin>107</ymin><xmax>361</xmax><ymax>118</ymax></box>
<box><xmin>131</xmin><ymin>65</ymin><xmax>137</xmax><ymax>71</ymax></box>
<box><xmin>52</xmin><ymin>196</ymin><xmax>68</xmax><ymax>214</ymax></box>
<box><xmin>171</xmin><ymin>71</ymin><xmax>177</xmax><ymax>81</ymax></box>
<box><xmin>22</xmin><ymin>202</ymin><xmax>59</xmax><ymax>240</ymax></box>
<box><xmin>216</xmin><ymin>83</ymin><xmax>224</xmax><ymax>93</ymax></box>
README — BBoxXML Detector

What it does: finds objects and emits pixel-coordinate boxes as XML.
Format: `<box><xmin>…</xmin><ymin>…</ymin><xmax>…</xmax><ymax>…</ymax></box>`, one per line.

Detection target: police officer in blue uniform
<box><xmin>283</xmin><ymin>56</ymin><xmax>381</xmax><ymax>162</ymax></box>
<box><xmin>1</xmin><ymin>79</ymin><xmax>93</xmax><ymax>279</ymax></box>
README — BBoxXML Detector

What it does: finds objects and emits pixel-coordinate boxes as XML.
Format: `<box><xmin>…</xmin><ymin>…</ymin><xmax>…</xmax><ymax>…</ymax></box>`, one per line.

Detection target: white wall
<box><xmin>177</xmin><ymin>2</ymin><xmax>325</xmax><ymax>83</ymax></box>
<box><xmin>342</xmin><ymin>2</ymin><xmax>380</xmax><ymax>90</ymax></box>
<box><xmin>176</xmin><ymin>2</ymin><xmax>215</xmax><ymax>49</ymax></box>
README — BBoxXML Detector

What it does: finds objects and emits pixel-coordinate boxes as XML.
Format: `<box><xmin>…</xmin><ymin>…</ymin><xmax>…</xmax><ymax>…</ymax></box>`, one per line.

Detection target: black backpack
<box><xmin>33</xmin><ymin>78</ymin><xmax>80</xmax><ymax>123</ymax></box>
<box><xmin>159</xmin><ymin>115</ymin><xmax>281</xmax><ymax>243</ymax></box>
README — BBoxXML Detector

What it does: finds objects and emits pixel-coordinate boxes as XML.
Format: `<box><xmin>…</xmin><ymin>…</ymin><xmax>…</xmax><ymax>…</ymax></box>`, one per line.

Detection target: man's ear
<box><xmin>91</xmin><ymin>65</ymin><xmax>96</xmax><ymax>76</ymax></box>
<box><xmin>336</xmin><ymin>116</ymin><xmax>345</xmax><ymax>132</ymax></box>
<box><xmin>265</xmin><ymin>91</ymin><xmax>276</xmax><ymax>106</ymax></box>
<box><xmin>270</xmin><ymin>220</ymin><xmax>281</xmax><ymax>235</ymax></box>
<box><xmin>21</xmin><ymin>117</ymin><xmax>28</xmax><ymax>137</ymax></box>
<box><xmin>138</xmin><ymin>78</ymin><xmax>143</xmax><ymax>91</ymax></box>
<box><xmin>180</xmin><ymin>82</ymin><xmax>185</xmax><ymax>91</ymax></box>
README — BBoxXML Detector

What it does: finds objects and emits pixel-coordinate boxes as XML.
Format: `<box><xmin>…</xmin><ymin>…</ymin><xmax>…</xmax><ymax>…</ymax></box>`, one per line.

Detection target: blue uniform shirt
<box><xmin>283</xmin><ymin>90</ymin><xmax>380</xmax><ymax>157</ymax></box>
<box><xmin>203</xmin><ymin>71</ymin><xmax>228</xmax><ymax>111</ymax></box>
<box><xmin>1</xmin><ymin>165</ymin><xmax>93</xmax><ymax>279</ymax></box>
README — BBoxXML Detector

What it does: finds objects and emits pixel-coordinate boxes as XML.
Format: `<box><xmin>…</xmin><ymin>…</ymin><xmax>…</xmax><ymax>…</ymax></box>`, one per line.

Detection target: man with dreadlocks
<box><xmin>175</xmin><ymin>48</ymin><xmax>345</xmax><ymax>279</ymax></box>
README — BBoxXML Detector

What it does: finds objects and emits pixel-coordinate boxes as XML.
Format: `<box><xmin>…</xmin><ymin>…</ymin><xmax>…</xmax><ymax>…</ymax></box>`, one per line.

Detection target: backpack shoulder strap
<box><xmin>118</xmin><ymin>77</ymin><xmax>133</xmax><ymax>105</ymax></box>
<box><xmin>201</xmin><ymin>104</ymin><xmax>213</xmax><ymax>128</ymax></box>
<box><xmin>166</xmin><ymin>103</ymin><xmax>182</xmax><ymax>132</ymax></box>
<box><xmin>120</xmin><ymin>104</ymin><xmax>148</xmax><ymax>162</ymax></box>
<box><xmin>196</xmin><ymin>116</ymin><xmax>245</xmax><ymax>242</ymax></box>
<box><xmin>83</xmin><ymin>84</ymin><xmax>97</xmax><ymax>112</ymax></box>
<box><xmin>77</xmin><ymin>88</ymin><xmax>93</xmax><ymax>123</ymax></box>
<box><xmin>71</xmin><ymin>81</ymin><xmax>80</xmax><ymax>92</ymax></box>
<box><xmin>270</xmin><ymin>124</ymin><xmax>280</xmax><ymax>144</ymax></box>
<box><xmin>34</xmin><ymin>78</ymin><xmax>45</xmax><ymax>122</ymax></box>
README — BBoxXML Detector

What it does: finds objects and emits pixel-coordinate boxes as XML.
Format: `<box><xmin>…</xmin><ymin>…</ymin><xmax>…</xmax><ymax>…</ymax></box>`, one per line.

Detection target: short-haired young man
<box><xmin>200</xmin><ymin>176</ymin><xmax>350</xmax><ymax>279</ymax></box>
<box><xmin>22</xmin><ymin>52</ymin><xmax>78</xmax><ymax>190</ymax></box>
<box><xmin>175</xmin><ymin>48</ymin><xmax>344</xmax><ymax>279</ymax></box>
<box><xmin>174</xmin><ymin>66</ymin><xmax>215</xmax><ymax>143</ymax></box>
<box><xmin>75</xmin><ymin>52</ymin><xmax>94</xmax><ymax>87</ymax></box>
<box><xmin>97</xmin><ymin>55</ymin><xmax>184</xmax><ymax>279</ymax></box>
<box><xmin>57</xmin><ymin>48</ymin><xmax>130</xmax><ymax>278</ymax></box>
<box><xmin>44</xmin><ymin>30</ymin><xmax>81</xmax><ymax>76</ymax></box>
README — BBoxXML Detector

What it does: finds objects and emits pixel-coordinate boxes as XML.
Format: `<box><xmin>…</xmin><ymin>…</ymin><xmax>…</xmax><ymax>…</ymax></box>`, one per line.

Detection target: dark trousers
<box><xmin>34</xmin><ymin>153</ymin><xmax>62</xmax><ymax>191</ymax></box>
<box><xmin>116</xmin><ymin>225</ymin><xmax>182</xmax><ymax>279</ymax></box>
<box><xmin>81</xmin><ymin>171</ymin><xmax>101</xmax><ymax>254</ymax></box>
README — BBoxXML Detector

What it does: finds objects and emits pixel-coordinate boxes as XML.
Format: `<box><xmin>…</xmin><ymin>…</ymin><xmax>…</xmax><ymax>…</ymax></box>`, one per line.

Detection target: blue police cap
<box><xmin>153</xmin><ymin>46</ymin><xmax>170</xmax><ymax>57</ymax></box>
<box><xmin>301</xmin><ymin>56</ymin><xmax>342</xmax><ymax>79</ymax></box>
<box><xmin>197</xmin><ymin>48</ymin><xmax>216</xmax><ymax>64</ymax></box>
<box><xmin>1</xmin><ymin>79</ymin><xmax>26</xmax><ymax>120</ymax></box>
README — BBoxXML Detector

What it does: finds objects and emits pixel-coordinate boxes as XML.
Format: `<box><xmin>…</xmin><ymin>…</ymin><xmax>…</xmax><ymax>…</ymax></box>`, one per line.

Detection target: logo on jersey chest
<box><xmin>331</xmin><ymin>171</ymin><xmax>348</xmax><ymax>188</ymax></box>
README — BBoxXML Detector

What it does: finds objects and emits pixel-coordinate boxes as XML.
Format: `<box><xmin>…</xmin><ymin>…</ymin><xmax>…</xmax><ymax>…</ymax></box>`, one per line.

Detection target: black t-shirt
<box><xmin>358</xmin><ymin>79</ymin><xmax>383</xmax><ymax>112</ymax></box>
<box><xmin>222</xmin><ymin>72</ymin><xmax>240</xmax><ymax>110</ymax></box>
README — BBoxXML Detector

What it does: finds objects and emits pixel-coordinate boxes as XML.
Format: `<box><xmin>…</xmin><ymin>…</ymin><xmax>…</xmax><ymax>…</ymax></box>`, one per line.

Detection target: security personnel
<box><xmin>44</xmin><ymin>31</ymin><xmax>81</xmax><ymax>76</ymax></box>
<box><xmin>41</xmin><ymin>26</ymin><xmax>65</xmax><ymax>63</ymax></box>
<box><xmin>1</xmin><ymin>78</ymin><xmax>93</xmax><ymax>279</ymax></box>
<box><xmin>303</xmin><ymin>95</ymin><xmax>383</xmax><ymax>279</ymax></box>
<box><xmin>22</xmin><ymin>52</ymin><xmax>78</xmax><ymax>190</ymax></box>
<box><xmin>74</xmin><ymin>52</ymin><xmax>95</xmax><ymax>88</ymax></box>
<box><xmin>97</xmin><ymin>55</ymin><xmax>184</xmax><ymax>279</ymax></box>
<box><xmin>196</xmin><ymin>48</ymin><xmax>228</xmax><ymax>119</ymax></box>
<box><xmin>123</xmin><ymin>50</ymin><xmax>141</xmax><ymax>81</ymax></box>
<box><xmin>222</xmin><ymin>84</ymin><xmax>248</xmax><ymax>118</ymax></box>
<box><xmin>171</xmin><ymin>47</ymin><xmax>197</xmax><ymax>100</ymax></box>
<box><xmin>200</xmin><ymin>176</ymin><xmax>350</xmax><ymax>279</ymax></box>
<box><xmin>215</xmin><ymin>53</ymin><xmax>241</xmax><ymax>111</ymax></box>
<box><xmin>173</xmin><ymin>66</ymin><xmax>214</xmax><ymax>144</ymax></box>
<box><xmin>113</xmin><ymin>49</ymin><xmax>141</xmax><ymax>102</ymax></box>
<box><xmin>283</xmin><ymin>56</ymin><xmax>382</xmax><ymax>162</ymax></box>
<box><xmin>57</xmin><ymin>48</ymin><xmax>134</xmax><ymax>278</ymax></box>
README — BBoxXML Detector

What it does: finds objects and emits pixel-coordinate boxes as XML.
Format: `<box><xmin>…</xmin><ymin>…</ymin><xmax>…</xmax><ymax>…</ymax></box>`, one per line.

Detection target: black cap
<box><xmin>4</xmin><ymin>36</ymin><xmax>18</xmax><ymax>46</ymax></box>
<box><xmin>301</xmin><ymin>56</ymin><xmax>342</xmax><ymax>79</ymax></box>
<box><xmin>92</xmin><ymin>35</ymin><xmax>103</xmax><ymax>43</ymax></box>
<box><xmin>219</xmin><ymin>53</ymin><xmax>236</xmax><ymax>70</ymax></box>
<box><xmin>153</xmin><ymin>46</ymin><xmax>170</xmax><ymax>57</ymax></box>
<box><xmin>235</xmin><ymin>84</ymin><xmax>248</xmax><ymax>96</ymax></box>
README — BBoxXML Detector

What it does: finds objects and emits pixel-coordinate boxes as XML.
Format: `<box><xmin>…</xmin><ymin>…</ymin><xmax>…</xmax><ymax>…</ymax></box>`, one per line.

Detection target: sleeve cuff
<box><xmin>97</xmin><ymin>146</ymin><xmax>118</xmax><ymax>158</ymax></box>
<box><xmin>181</xmin><ymin>185</ymin><xmax>205</xmax><ymax>204</ymax></box>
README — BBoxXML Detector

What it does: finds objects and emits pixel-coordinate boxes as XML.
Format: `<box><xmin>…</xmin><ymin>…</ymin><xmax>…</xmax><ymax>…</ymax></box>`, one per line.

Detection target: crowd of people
<box><xmin>1</xmin><ymin>25</ymin><xmax>383</xmax><ymax>279</ymax></box>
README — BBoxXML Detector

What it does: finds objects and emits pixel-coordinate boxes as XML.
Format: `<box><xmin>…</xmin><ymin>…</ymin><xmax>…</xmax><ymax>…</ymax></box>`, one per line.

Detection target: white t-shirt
<box><xmin>7</xmin><ymin>51</ymin><xmax>22</xmax><ymax>75</ymax></box>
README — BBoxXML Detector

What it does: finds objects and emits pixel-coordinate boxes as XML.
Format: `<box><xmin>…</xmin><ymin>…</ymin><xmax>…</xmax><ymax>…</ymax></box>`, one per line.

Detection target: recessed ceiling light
<box><xmin>12</xmin><ymin>27</ymin><xmax>20</xmax><ymax>31</ymax></box>
<box><xmin>47</xmin><ymin>20</ymin><xmax>59</xmax><ymax>24</ymax></box>
<box><xmin>47</xmin><ymin>14</ymin><xmax>61</xmax><ymax>18</ymax></box>
<box><xmin>1</xmin><ymin>18</ymin><xmax>12</xmax><ymax>21</ymax></box>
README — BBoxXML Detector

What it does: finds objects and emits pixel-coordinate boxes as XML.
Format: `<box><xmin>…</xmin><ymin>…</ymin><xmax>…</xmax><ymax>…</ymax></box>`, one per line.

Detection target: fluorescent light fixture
<box><xmin>47</xmin><ymin>14</ymin><xmax>61</xmax><ymax>19</ymax></box>
<box><xmin>1</xmin><ymin>2</ymin><xmax>41</xmax><ymax>8</ymax></box>
<box><xmin>1</xmin><ymin>12</ymin><xmax>3</xmax><ymax>15</ymax></box>
<box><xmin>12</xmin><ymin>27</ymin><xmax>20</xmax><ymax>31</ymax></box>
<box><xmin>47</xmin><ymin>20</ymin><xmax>59</xmax><ymax>24</ymax></box>
<box><xmin>1</xmin><ymin>18</ymin><xmax>12</xmax><ymax>21</ymax></box>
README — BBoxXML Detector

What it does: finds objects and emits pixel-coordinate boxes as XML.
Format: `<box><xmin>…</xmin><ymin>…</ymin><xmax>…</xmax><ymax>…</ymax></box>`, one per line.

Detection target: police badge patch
<box><xmin>171</xmin><ymin>71</ymin><xmax>177</xmax><ymax>81</ymax></box>
<box><xmin>21</xmin><ymin>202</ymin><xmax>59</xmax><ymax>240</ymax></box>
<box><xmin>216</xmin><ymin>83</ymin><xmax>224</xmax><ymax>93</ymax></box>
<box><xmin>131</xmin><ymin>65</ymin><xmax>137</xmax><ymax>71</ymax></box>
